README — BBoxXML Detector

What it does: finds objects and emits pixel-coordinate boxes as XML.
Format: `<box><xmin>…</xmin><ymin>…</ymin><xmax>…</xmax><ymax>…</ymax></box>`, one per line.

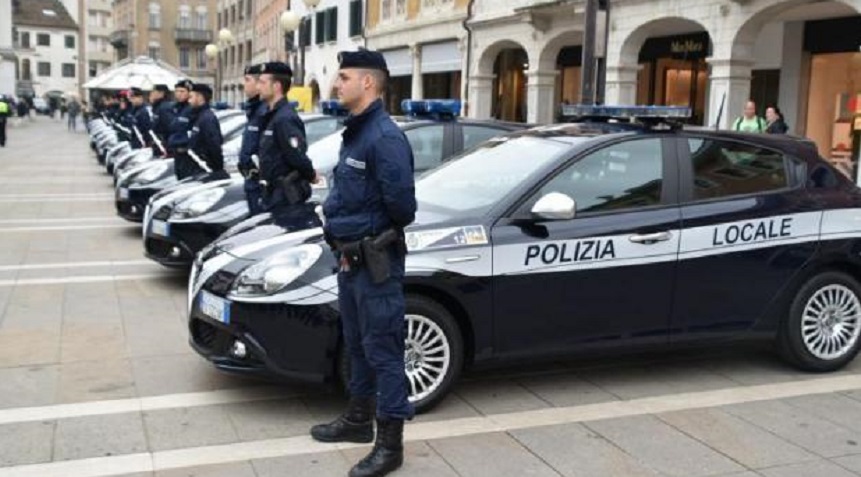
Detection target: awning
<box><xmin>421</xmin><ymin>41</ymin><xmax>461</xmax><ymax>74</ymax></box>
<box><xmin>83</xmin><ymin>56</ymin><xmax>186</xmax><ymax>90</ymax></box>
<box><xmin>382</xmin><ymin>48</ymin><xmax>412</xmax><ymax>77</ymax></box>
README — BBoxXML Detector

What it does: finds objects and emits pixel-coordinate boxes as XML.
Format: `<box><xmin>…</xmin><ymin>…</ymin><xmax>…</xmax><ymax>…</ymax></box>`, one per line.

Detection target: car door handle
<box><xmin>629</xmin><ymin>231</ymin><xmax>672</xmax><ymax>244</ymax></box>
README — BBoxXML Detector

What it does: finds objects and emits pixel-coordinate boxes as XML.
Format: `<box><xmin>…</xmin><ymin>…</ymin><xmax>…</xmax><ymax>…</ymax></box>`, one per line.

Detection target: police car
<box><xmin>155</xmin><ymin>100</ymin><xmax>528</xmax><ymax>268</ymax></box>
<box><xmin>188</xmin><ymin>105</ymin><xmax>861</xmax><ymax>413</ymax></box>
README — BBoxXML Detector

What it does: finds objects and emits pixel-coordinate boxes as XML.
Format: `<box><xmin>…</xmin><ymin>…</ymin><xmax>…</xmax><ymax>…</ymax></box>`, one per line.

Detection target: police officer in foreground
<box><xmin>148</xmin><ymin>84</ymin><xmax>174</xmax><ymax>157</ymax></box>
<box><xmin>238</xmin><ymin>64</ymin><xmax>267</xmax><ymax>215</ymax></box>
<box><xmin>255</xmin><ymin>62</ymin><xmax>317</xmax><ymax>213</ymax></box>
<box><xmin>311</xmin><ymin>49</ymin><xmax>417</xmax><ymax>477</ymax></box>
<box><xmin>128</xmin><ymin>88</ymin><xmax>152</xmax><ymax>149</ymax></box>
<box><xmin>167</xmin><ymin>79</ymin><xmax>195</xmax><ymax>179</ymax></box>
<box><xmin>186</xmin><ymin>84</ymin><xmax>227</xmax><ymax>180</ymax></box>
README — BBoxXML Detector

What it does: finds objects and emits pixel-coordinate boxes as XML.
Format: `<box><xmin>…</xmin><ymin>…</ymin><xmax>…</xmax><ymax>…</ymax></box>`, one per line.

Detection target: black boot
<box><xmin>348</xmin><ymin>418</ymin><xmax>404</xmax><ymax>477</ymax></box>
<box><xmin>310</xmin><ymin>397</ymin><xmax>375</xmax><ymax>443</ymax></box>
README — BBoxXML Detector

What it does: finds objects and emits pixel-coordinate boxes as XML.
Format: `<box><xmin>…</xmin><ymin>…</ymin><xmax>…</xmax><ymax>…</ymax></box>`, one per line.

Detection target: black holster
<box><xmin>361</xmin><ymin>229</ymin><xmax>400</xmax><ymax>285</ymax></box>
<box><xmin>278</xmin><ymin>171</ymin><xmax>311</xmax><ymax>205</ymax></box>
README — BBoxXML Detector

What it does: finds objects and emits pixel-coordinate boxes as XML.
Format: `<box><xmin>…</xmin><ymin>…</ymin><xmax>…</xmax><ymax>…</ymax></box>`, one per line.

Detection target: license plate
<box><xmin>198</xmin><ymin>290</ymin><xmax>230</xmax><ymax>324</ymax></box>
<box><xmin>118</xmin><ymin>188</ymin><xmax>130</xmax><ymax>200</ymax></box>
<box><xmin>151</xmin><ymin>219</ymin><xmax>170</xmax><ymax>237</ymax></box>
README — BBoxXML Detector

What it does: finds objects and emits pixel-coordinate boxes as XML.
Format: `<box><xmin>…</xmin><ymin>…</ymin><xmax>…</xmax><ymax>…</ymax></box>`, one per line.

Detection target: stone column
<box><xmin>467</xmin><ymin>74</ymin><xmax>494</xmax><ymax>119</ymax></box>
<box><xmin>603</xmin><ymin>65</ymin><xmax>638</xmax><ymax>106</ymax></box>
<box><xmin>526</xmin><ymin>70</ymin><xmax>557</xmax><ymax>124</ymax></box>
<box><xmin>707</xmin><ymin>58</ymin><xmax>754</xmax><ymax>129</ymax></box>
<box><xmin>410</xmin><ymin>44</ymin><xmax>423</xmax><ymax>101</ymax></box>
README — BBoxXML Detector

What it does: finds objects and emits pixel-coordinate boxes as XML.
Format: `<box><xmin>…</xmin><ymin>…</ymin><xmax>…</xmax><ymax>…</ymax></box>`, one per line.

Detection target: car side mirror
<box><xmin>531</xmin><ymin>192</ymin><xmax>576</xmax><ymax>221</ymax></box>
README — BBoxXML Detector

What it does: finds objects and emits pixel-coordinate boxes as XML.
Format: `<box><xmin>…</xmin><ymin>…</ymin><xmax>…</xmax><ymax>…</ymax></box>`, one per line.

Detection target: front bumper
<box><xmin>188</xmin><ymin>287</ymin><xmax>341</xmax><ymax>383</ymax></box>
<box><xmin>115</xmin><ymin>187</ymin><xmax>157</xmax><ymax>222</ymax></box>
<box><xmin>145</xmin><ymin>221</ymin><xmax>230</xmax><ymax>268</ymax></box>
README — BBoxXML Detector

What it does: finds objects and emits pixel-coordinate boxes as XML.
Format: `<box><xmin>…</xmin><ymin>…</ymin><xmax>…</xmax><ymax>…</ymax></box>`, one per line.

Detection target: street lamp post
<box><xmin>205</xmin><ymin>28</ymin><xmax>234</xmax><ymax>103</ymax></box>
<box><xmin>280</xmin><ymin>0</ymin><xmax>322</xmax><ymax>88</ymax></box>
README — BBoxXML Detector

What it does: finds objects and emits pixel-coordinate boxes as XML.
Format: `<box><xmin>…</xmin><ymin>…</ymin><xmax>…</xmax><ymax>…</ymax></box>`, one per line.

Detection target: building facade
<box><xmin>111</xmin><ymin>0</ymin><xmax>216</xmax><ymax>86</ymax></box>
<box><xmin>80</xmin><ymin>0</ymin><xmax>114</xmax><ymax>94</ymax></box>
<box><xmin>286</xmin><ymin>0</ymin><xmax>365</xmax><ymax>106</ymax></box>
<box><xmin>0</xmin><ymin>0</ymin><xmax>15</xmax><ymax>97</ymax></box>
<box><xmin>253</xmin><ymin>0</ymin><xmax>288</xmax><ymax>66</ymax></box>
<box><xmin>216</xmin><ymin>0</ymin><xmax>255</xmax><ymax>106</ymax></box>
<box><xmin>12</xmin><ymin>0</ymin><xmax>79</xmax><ymax>100</ymax></box>
<box><xmin>365</xmin><ymin>0</ymin><xmax>466</xmax><ymax>114</ymax></box>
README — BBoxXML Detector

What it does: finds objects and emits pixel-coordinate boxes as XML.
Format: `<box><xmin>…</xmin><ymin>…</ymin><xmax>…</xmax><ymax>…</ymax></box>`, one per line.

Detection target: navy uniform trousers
<box><xmin>338</xmin><ymin>247</ymin><xmax>413</xmax><ymax>420</ymax></box>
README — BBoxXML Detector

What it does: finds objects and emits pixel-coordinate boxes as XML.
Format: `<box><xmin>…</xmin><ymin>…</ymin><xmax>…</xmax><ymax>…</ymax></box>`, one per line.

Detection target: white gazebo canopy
<box><xmin>83</xmin><ymin>56</ymin><xmax>185</xmax><ymax>91</ymax></box>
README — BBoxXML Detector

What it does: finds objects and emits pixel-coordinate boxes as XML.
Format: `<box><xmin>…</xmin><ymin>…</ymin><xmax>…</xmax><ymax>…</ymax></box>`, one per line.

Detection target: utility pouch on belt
<box><xmin>340</xmin><ymin>241</ymin><xmax>363</xmax><ymax>270</ymax></box>
<box><xmin>361</xmin><ymin>229</ymin><xmax>399</xmax><ymax>285</ymax></box>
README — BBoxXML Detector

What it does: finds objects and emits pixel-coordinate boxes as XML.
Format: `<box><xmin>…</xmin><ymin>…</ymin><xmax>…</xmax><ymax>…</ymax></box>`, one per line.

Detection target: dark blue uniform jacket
<box><xmin>150</xmin><ymin>99</ymin><xmax>174</xmax><ymax>152</ymax></box>
<box><xmin>131</xmin><ymin>104</ymin><xmax>152</xmax><ymax>149</ymax></box>
<box><xmin>166</xmin><ymin>101</ymin><xmax>193</xmax><ymax>153</ymax></box>
<box><xmin>188</xmin><ymin>104</ymin><xmax>224</xmax><ymax>172</ymax></box>
<box><xmin>322</xmin><ymin>99</ymin><xmax>416</xmax><ymax>241</ymax></box>
<box><xmin>258</xmin><ymin>98</ymin><xmax>315</xmax><ymax>189</ymax></box>
<box><xmin>239</xmin><ymin>96</ymin><xmax>267</xmax><ymax>175</ymax></box>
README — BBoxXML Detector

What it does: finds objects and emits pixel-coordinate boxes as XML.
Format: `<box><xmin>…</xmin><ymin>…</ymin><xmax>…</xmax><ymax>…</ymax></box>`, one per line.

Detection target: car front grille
<box><xmin>191</xmin><ymin>318</ymin><xmax>218</xmax><ymax>350</ymax></box>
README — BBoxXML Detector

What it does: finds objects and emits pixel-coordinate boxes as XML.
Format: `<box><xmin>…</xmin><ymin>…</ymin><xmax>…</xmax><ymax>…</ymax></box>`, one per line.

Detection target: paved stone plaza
<box><xmin>3</xmin><ymin>118</ymin><xmax>861</xmax><ymax>476</ymax></box>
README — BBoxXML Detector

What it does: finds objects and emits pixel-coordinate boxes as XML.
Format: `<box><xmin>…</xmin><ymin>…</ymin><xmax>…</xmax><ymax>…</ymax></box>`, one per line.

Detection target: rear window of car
<box><xmin>688</xmin><ymin>138</ymin><xmax>791</xmax><ymax>201</ymax></box>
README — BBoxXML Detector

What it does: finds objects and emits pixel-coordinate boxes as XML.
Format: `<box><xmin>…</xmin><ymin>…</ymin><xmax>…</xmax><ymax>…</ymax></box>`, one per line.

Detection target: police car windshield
<box><xmin>416</xmin><ymin>136</ymin><xmax>573</xmax><ymax>217</ymax></box>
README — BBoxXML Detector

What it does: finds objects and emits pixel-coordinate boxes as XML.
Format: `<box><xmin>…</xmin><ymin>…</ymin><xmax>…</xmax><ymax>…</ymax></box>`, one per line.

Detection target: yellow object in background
<box><xmin>287</xmin><ymin>87</ymin><xmax>313</xmax><ymax>113</ymax></box>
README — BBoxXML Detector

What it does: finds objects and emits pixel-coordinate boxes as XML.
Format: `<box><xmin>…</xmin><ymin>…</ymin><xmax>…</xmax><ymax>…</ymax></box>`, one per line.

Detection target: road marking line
<box><xmin>0</xmin><ymin>273</ymin><xmax>171</xmax><ymax>287</ymax></box>
<box><xmin>0</xmin><ymin>386</ymin><xmax>293</xmax><ymax>425</ymax></box>
<box><xmin>0</xmin><ymin>197</ymin><xmax>112</xmax><ymax>203</ymax></box>
<box><xmin>0</xmin><ymin>193</ymin><xmax>113</xmax><ymax>199</ymax></box>
<box><xmin>1</xmin><ymin>373</ymin><xmax>861</xmax><ymax>477</ymax></box>
<box><xmin>0</xmin><ymin>217</ymin><xmax>118</xmax><ymax>225</ymax></box>
<box><xmin>0</xmin><ymin>260</ymin><xmax>152</xmax><ymax>272</ymax></box>
<box><xmin>0</xmin><ymin>224</ymin><xmax>133</xmax><ymax>233</ymax></box>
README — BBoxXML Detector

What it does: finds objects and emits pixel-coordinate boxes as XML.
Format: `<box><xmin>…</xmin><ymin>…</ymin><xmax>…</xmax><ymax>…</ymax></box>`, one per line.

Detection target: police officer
<box><xmin>255</xmin><ymin>62</ymin><xmax>316</xmax><ymax>213</ymax></box>
<box><xmin>116</xmin><ymin>93</ymin><xmax>134</xmax><ymax>144</ymax></box>
<box><xmin>186</xmin><ymin>83</ymin><xmax>227</xmax><ymax>180</ymax></box>
<box><xmin>167</xmin><ymin>79</ymin><xmax>195</xmax><ymax>179</ymax></box>
<box><xmin>148</xmin><ymin>84</ymin><xmax>174</xmax><ymax>157</ymax></box>
<box><xmin>311</xmin><ymin>50</ymin><xmax>417</xmax><ymax>477</ymax></box>
<box><xmin>238</xmin><ymin>64</ymin><xmax>267</xmax><ymax>215</ymax></box>
<box><xmin>128</xmin><ymin>88</ymin><xmax>152</xmax><ymax>149</ymax></box>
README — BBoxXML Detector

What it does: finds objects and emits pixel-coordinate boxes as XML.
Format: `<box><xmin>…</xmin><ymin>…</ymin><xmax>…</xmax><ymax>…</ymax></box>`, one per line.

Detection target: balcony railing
<box><xmin>175</xmin><ymin>29</ymin><xmax>213</xmax><ymax>44</ymax></box>
<box><xmin>109</xmin><ymin>29</ymin><xmax>130</xmax><ymax>47</ymax></box>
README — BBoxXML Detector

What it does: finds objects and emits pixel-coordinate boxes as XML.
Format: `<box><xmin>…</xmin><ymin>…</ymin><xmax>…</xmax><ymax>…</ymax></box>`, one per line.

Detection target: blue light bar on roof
<box><xmin>319</xmin><ymin>100</ymin><xmax>349</xmax><ymax>116</ymax></box>
<box><xmin>561</xmin><ymin>104</ymin><xmax>692</xmax><ymax>119</ymax></box>
<box><xmin>401</xmin><ymin>99</ymin><xmax>462</xmax><ymax>117</ymax></box>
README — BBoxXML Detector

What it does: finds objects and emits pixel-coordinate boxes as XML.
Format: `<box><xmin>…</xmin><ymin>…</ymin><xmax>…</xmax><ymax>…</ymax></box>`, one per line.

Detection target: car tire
<box><xmin>337</xmin><ymin>294</ymin><xmax>465</xmax><ymax>414</ymax></box>
<box><xmin>778</xmin><ymin>271</ymin><xmax>861</xmax><ymax>372</ymax></box>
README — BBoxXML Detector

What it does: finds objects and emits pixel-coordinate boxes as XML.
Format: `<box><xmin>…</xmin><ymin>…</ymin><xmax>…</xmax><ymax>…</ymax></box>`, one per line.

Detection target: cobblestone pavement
<box><xmin>2</xmin><ymin>117</ymin><xmax>861</xmax><ymax>477</ymax></box>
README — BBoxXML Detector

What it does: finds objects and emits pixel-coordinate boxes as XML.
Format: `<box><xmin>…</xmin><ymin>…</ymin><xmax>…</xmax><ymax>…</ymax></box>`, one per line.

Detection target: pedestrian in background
<box><xmin>0</xmin><ymin>96</ymin><xmax>10</xmax><ymax>147</ymax></box>
<box><xmin>766</xmin><ymin>106</ymin><xmax>789</xmax><ymax>134</ymax></box>
<box><xmin>67</xmin><ymin>98</ymin><xmax>81</xmax><ymax>132</ymax></box>
<box><xmin>732</xmin><ymin>100</ymin><xmax>767</xmax><ymax>133</ymax></box>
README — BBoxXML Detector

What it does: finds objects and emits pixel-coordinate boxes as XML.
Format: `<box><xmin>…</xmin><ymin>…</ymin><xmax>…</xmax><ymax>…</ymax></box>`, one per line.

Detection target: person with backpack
<box><xmin>733</xmin><ymin>101</ymin><xmax>767</xmax><ymax>133</ymax></box>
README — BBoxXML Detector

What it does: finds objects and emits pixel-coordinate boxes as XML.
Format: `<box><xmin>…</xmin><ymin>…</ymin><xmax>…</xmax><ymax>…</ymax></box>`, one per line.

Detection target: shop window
<box><xmin>536</xmin><ymin>138</ymin><xmax>664</xmax><ymax>213</ymax></box>
<box><xmin>687</xmin><ymin>139</ymin><xmax>789</xmax><ymax>201</ymax></box>
<box><xmin>750</xmin><ymin>70</ymin><xmax>780</xmax><ymax>116</ymax></box>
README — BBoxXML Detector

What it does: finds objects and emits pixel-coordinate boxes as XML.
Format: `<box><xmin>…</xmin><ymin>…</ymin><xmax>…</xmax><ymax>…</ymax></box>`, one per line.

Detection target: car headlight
<box><xmin>170</xmin><ymin>187</ymin><xmax>226</xmax><ymax>219</ymax></box>
<box><xmin>134</xmin><ymin>162</ymin><xmax>170</xmax><ymax>183</ymax></box>
<box><xmin>230</xmin><ymin>244</ymin><xmax>322</xmax><ymax>297</ymax></box>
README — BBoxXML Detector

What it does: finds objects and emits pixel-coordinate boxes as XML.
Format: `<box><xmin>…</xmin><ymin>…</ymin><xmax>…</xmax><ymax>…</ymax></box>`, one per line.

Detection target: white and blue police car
<box><xmin>187</xmin><ymin>105</ymin><xmax>861</xmax><ymax>413</ymax></box>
